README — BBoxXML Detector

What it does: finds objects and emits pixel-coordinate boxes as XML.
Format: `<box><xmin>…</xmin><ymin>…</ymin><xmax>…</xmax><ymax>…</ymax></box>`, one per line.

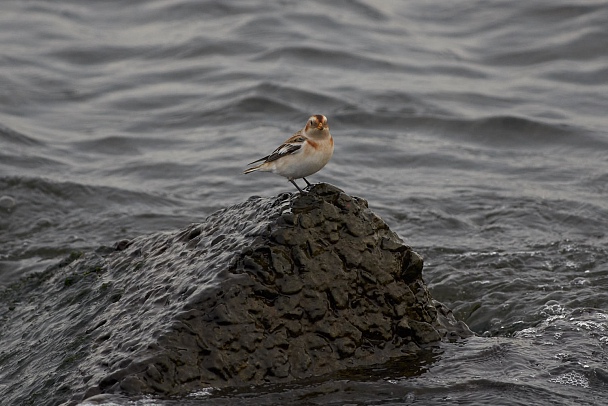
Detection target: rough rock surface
<box><xmin>0</xmin><ymin>184</ymin><xmax>472</xmax><ymax>405</ymax></box>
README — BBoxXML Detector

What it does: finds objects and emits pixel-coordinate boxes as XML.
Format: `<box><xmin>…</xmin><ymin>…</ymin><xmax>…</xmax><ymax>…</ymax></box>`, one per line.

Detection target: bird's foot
<box><xmin>289</xmin><ymin>179</ymin><xmax>307</xmax><ymax>193</ymax></box>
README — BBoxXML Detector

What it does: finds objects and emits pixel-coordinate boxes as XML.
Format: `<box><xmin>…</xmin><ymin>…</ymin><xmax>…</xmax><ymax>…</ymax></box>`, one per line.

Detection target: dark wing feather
<box><xmin>266</xmin><ymin>142</ymin><xmax>302</xmax><ymax>162</ymax></box>
<box><xmin>247</xmin><ymin>156</ymin><xmax>270</xmax><ymax>166</ymax></box>
<box><xmin>247</xmin><ymin>134</ymin><xmax>305</xmax><ymax>165</ymax></box>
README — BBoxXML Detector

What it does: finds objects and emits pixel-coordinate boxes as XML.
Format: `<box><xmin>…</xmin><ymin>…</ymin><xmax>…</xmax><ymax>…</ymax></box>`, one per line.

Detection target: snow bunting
<box><xmin>244</xmin><ymin>115</ymin><xmax>334</xmax><ymax>192</ymax></box>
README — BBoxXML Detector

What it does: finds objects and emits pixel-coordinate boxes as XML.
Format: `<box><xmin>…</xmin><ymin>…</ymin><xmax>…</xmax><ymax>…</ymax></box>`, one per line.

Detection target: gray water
<box><xmin>1</xmin><ymin>0</ymin><xmax>608</xmax><ymax>405</ymax></box>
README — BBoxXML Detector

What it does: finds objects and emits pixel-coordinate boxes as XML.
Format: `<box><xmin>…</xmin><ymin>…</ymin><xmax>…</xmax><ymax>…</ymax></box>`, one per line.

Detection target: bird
<box><xmin>243</xmin><ymin>114</ymin><xmax>334</xmax><ymax>192</ymax></box>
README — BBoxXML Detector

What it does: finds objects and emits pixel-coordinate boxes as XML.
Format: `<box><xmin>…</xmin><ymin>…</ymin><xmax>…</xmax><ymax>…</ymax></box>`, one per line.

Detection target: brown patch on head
<box><xmin>312</xmin><ymin>115</ymin><xmax>326</xmax><ymax>130</ymax></box>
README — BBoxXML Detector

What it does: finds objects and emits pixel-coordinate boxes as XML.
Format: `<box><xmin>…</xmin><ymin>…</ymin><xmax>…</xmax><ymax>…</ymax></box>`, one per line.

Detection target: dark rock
<box><xmin>0</xmin><ymin>183</ymin><xmax>473</xmax><ymax>405</ymax></box>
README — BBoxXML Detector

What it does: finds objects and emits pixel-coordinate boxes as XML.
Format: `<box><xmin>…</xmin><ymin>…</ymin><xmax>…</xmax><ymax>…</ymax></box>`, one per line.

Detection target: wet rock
<box><xmin>0</xmin><ymin>183</ymin><xmax>473</xmax><ymax>405</ymax></box>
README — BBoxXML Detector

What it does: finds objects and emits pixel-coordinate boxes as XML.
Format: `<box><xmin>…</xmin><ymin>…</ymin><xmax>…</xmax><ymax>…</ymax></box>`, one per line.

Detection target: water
<box><xmin>1</xmin><ymin>0</ymin><xmax>608</xmax><ymax>404</ymax></box>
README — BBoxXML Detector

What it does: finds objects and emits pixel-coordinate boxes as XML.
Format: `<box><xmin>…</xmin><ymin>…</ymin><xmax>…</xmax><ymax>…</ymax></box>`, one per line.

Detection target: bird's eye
<box><xmin>310</xmin><ymin>120</ymin><xmax>314</xmax><ymax>126</ymax></box>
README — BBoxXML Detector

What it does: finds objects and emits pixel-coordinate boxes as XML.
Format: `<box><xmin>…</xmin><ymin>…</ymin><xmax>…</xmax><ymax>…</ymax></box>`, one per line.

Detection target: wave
<box><xmin>0</xmin><ymin>123</ymin><xmax>43</xmax><ymax>146</ymax></box>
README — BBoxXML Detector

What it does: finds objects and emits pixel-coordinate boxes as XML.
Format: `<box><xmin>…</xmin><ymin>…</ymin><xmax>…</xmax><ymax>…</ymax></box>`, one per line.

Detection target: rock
<box><xmin>0</xmin><ymin>183</ymin><xmax>473</xmax><ymax>405</ymax></box>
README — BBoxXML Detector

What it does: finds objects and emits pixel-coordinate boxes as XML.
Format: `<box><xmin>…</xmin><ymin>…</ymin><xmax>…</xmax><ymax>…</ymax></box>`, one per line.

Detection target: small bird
<box><xmin>244</xmin><ymin>114</ymin><xmax>334</xmax><ymax>192</ymax></box>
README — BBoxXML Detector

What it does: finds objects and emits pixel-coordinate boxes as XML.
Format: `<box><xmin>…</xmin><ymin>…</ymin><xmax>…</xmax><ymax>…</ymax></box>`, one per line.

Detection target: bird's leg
<box><xmin>302</xmin><ymin>177</ymin><xmax>312</xmax><ymax>186</ymax></box>
<box><xmin>289</xmin><ymin>179</ymin><xmax>305</xmax><ymax>193</ymax></box>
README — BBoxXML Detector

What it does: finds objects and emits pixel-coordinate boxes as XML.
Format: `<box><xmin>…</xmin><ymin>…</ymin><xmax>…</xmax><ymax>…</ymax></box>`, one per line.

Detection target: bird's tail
<box><xmin>243</xmin><ymin>155</ymin><xmax>270</xmax><ymax>174</ymax></box>
<box><xmin>243</xmin><ymin>164</ymin><xmax>262</xmax><ymax>174</ymax></box>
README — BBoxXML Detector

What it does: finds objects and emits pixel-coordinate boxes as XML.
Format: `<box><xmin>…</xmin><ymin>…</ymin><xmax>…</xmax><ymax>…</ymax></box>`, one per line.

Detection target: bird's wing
<box><xmin>247</xmin><ymin>155</ymin><xmax>270</xmax><ymax>165</ymax></box>
<box><xmin>248</xmin><ymin>131</ymin><xmax>306</xmax><ymax>165</ymax></box>
<box><xmin>266</xmin><ymin>135</ymin><xmax>305</xmax><ymax>162</ymax></box>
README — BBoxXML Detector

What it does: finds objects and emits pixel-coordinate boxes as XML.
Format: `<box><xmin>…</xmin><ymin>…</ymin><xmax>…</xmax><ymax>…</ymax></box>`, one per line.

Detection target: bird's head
<box><xmin>305</xmin><ymin>114</ymin><xmax>329</xmax><ymax>134</ymax></box>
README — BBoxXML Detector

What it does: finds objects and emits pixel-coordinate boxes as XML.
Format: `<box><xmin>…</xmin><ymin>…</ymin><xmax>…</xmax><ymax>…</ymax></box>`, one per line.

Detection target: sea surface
<box><xmin>1</xmin><ymin>0</ymin><xmax>608</xmax><ymax>405</ymax></box>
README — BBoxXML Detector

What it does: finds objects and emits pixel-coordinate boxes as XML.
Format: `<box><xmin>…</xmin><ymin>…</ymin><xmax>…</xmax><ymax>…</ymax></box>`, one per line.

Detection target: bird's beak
<box><xmin>317</xmin><ymin>123</ymin><xmax>324</xmax><ymax>130</ymax></box>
